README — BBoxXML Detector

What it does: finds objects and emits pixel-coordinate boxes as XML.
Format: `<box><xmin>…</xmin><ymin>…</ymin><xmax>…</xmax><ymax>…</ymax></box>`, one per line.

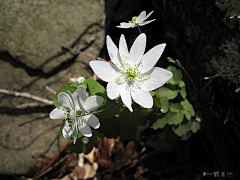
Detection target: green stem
<box><xmin>91</xmin><ymin>101</ymin><xmax>122</xmax><ymax>115</ymax></box>
<box><xmin>175</xmin><ymin>61</ymin><xmax>198</xmax><ymax>99</ymax></box>
<box><xmin>137</xmin><ymin>25</ymin><xmax>142</xmax><ymax>34</ymax></box>
<box><xmin>198</xmin><ymin>71</ymin><xmax>231</xmax><ymax>95</ymax></box>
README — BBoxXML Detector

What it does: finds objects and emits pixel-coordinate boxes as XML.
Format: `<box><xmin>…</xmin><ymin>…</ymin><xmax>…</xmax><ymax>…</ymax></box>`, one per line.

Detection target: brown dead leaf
<box><xmin>83</xmin><ymin>162</ymin><xmax>98</xmax><ymax>179</ymax></box>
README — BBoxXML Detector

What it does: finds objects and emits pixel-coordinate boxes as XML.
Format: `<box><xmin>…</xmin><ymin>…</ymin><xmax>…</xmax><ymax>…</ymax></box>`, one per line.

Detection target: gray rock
<box><xmin>0</xmin><ymin>0</ymin><xmax>105</xmax><ymax>73</ymax></box>
<box><xmin>0</xmin><ymin>0</ymin><xmax>105</xmax><ymax>175</ymax></box>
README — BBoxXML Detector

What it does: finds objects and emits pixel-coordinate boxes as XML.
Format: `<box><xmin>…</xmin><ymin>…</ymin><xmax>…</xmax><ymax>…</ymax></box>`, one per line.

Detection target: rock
<box><xmin>0</xmin><ymin>0</ymin><xmax>105</xmax><ymax>175</ymax></box>
<box><xmin>0</xmin><ymin>0</ymin><xmax>105</xmax><ymax>74</ymax></box>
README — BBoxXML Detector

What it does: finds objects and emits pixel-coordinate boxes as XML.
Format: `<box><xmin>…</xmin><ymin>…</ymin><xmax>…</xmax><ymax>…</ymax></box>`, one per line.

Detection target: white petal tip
<box><xmin>94</xmin><ymin>123</ymin><xmax>100</xmax><ymax>129</ymax></box>
<box><xmin>84</xmin><ymin>133</ymin><xmax>92</xmax><ymax>138</ymax></box>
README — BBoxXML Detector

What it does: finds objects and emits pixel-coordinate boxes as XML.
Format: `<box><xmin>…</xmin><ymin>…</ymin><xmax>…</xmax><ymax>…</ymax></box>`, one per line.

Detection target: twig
<box><xmin>0</xmin><ymin>88</ymin><xmax>53</xmax><ymax>105</ymax></box>
<box><xmin>45</xmin><ymin>86</ymin><xmax>56</xmax><ymax>94</ymax></box>
<box><xmin>16</xmin><ymin>103</ymin><xmax>41</xmax><ymax>109</ymax></box>
<box><xmin>62</xmin><ymin>45</ymin><xmax>107</xmax><ymax>61</ymax></box>
<box><xmin>34</xmin><ymin>140</ymin><xmax>72</xmax><ymax>179</ymax></box>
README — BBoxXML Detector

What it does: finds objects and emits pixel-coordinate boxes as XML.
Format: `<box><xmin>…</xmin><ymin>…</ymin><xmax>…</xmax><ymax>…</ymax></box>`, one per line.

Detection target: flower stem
<box><xmin>91</xmin><ymin>101</ymin><xmax>122</xmax><ymax>115</ymax></box>
<box><xmin>137</xmin><ymin>25</ymin><xmax>142</xmax><ymax>34</ymax></box>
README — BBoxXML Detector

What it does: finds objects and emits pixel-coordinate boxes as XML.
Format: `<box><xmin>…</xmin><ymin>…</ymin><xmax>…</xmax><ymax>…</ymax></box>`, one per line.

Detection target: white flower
<box><xmin>76</xmin><ymin>76</ymin><xmax>85</xmax><ymax>84</ymax></box>
<box><xmin>49</xmin><ymin>86</ymin><xmax>104</xmax><ymax>144</ymax></box>
<box><xmin>117</xmin><ymin>11</ymin><xmax>155</xmax><ymax>29</ymax></box>
<box><xmin>90</xmin><ymin>33</ymin><xmax>173</xmax><ymax>112</ymax></box>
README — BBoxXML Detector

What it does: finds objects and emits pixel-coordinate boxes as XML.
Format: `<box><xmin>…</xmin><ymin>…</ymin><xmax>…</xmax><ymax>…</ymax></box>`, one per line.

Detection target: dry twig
<box><xmin>45</xmin><ymin>86</ymin><xmax>56</xmax><ymax>94</ymax></box>
<box><xmin>0</xmin><ymin>88</ymin><xmax>54</xmax><ymax>105</ymax></box>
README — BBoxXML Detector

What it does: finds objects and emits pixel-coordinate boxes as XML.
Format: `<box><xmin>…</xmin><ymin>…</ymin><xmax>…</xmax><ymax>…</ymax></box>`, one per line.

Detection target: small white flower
<box><xmin>49</xmin><ymin>86</ymin><xmax>104</xmax><ymax>144</ymax></box>
<box><xmin>76</xmin><ymin>76</ymin><xmax>85</xmax><ymax>84</ymax></box>
<box><xmin>90</xmin><ymin>34</ymin><xmax>173</xmax><ymax>112</ymax></box>
<box><xmin>117</xmin><ymin>11</ymin><xmax>155</xmax><ymax>29</ymax></box>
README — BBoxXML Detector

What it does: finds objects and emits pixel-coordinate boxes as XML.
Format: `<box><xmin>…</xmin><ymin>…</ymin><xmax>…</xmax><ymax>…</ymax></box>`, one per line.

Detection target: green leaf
<box><xmin>98</xmin><ymin>117</ymin><xmax>119</xmax><ymax>139</ymax></box>
<box><xmin>86</xmin><ymin>78</ymin><xmax>105</xmax><ymax>95</ymax></box>
<box><xmin>160</xmin><ymin>97</ymin><xmax>169</xmax><ymax>113</ymax></box>
<box><xmin>152</xmin><ymin>116</ymin><xmax>167</xmax><ymax>129</ymax></box>
<box><xmin>181</xmin><ymin>110</ymin><xmax>192</xmax><ymax>120</ymax></box>
<box><xmin>173</xmin><ymin>121</ymin><xmax>192</xmax><ymax>137</ymax></box>
<box><xmin>165</xmin><ymin>112</ymin><xmax>184</xmax><ymax>125</ymax></box>
<box><xmin>66</xmin><ymin>129</ymin><xmax>104</xmax><ymax>154</ymax></box>
<box><xmin>181</xmin><ymin>131</ymin><xmax>192</xmax><ymax>141</ymax></box>
<box><xmin>71</xmin><ymin>81</ymin><xmax>88</xmax><ymax>89</ymax></box>
<box><xmin>134</xmin><ymin>108</ymin><xmax>153</xmax><ymax>125</ymax></box>
<box><xmin>170</xmin><ymin>103</ymin><xmax>183</xmax><ymax>113</ymax></box>
<box><xmin>167</xmin><ymin>57</ymin><xmax>176</xmax><ymax>64</ymax></box>
<box><xmin>178</xmin><ymin>81</ymin><xmax>186</xmax><ymax>88</ymax></box>
<box><xmin>179</xmin><ymin>87</ymin><xmax>187</xmax><ymax>99</ymax></box>
<box><xmin>156</xmin><ymin>87</ymin><xmax>178</xmax><ymax>100</ymax></box>
<box><xmin>153</xmin><ymin>98</ymin><xmax>161</xmax><ymax>108</ymax></box>
<box><xmin>54</xmin><ymin>85</ymin><xmax>77</xmax><ymax>107</ymax></box>
<box><xmin>191</xmin><ymin>121</ymin><xmax>200</xmax><ymax>133</ymax></box>
<box><xmin>150</xmin><ymin>91</ymin><xmax>156</xmax><ymax>96</ymax></box>
<box><xmin>180</xmin><ymin>100</ymin><xmax>195</xmax><ymax>117</ymax></box>
<box><xmin>116</xmin><ymin>108</ymin><xmax>138</xmax><ymax>140</ymax></box>
<box><xmin>166</xmin><ymin>66</ymin><xmax>183</xmax><ymax>85</ymax></box>
<box><xmin>95</xmin><ymin>93</ymin><xmax>120</xmax><ymax>118</ymax></box>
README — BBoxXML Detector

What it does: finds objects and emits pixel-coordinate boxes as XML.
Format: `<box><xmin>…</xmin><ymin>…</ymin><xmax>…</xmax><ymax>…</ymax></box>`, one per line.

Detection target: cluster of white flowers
<box><xmin>49</xmin><ymin>86</ymin><xmax>103</xmax><ymax>144</ymax></box>
<box><xmin>49</xmin><ymin>10</ymin><xmax>173</xmax><ymax>142</ymax></box>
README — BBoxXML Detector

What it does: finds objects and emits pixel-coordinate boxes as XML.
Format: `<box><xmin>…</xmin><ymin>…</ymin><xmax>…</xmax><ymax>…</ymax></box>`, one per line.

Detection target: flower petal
<box><xmin>107</xmin><ymin>81</ymin><xmax>121</xmax><ymax>100</ymax></box>
<box><xmin>131</xmin><ymin>89</ymin><xmax>153</xmax><ymax>108</ymax></box>
<box><xmin>62</xmin><ymin>121</ymin><xmax>73</xmax><ymax>139</ymax></box>
<box><xmin>106</xmin><ymin>35</ymin><xmax>122</xmax><ymax>66</ymax></box>
<box><xmin>73</xmin><ymin>124</ymin><xmax>78</xmax><ymax>144</ymax></box>
<box><xmin>79</xmin><ymin>123</ymin><xmax>92</xmax><ymax>137</ymax></box>
<box><xmin>49</xmin><ymin>107</ymin><xmax>65</xmax><ymax>120</ymax></box>
<box><xmin>83</xmin><ymin>114</ymin><xmax>100</xmax><ymax>129</ymax></box>
<box><xmin>119</xmin><ymin>34</ymin><xmax>129</xmax><ymax>60</ymax></box>
<box><xmin>138</xmin><ymin>43</ymin><xmax>166</xmax><ymax>73</ymax></box>
<box><xmin>143</xmin><ymin>11</ymin><xmax>154</xmax><ymax>21</ymax></box>
<box><xmin>89</xmin><ymin>61</ymin><xmax>120</xmax><ymax>82</ymax></box>
<box><xmin>129</xmin><ymin>33</ymin><xmax>146</xmax><ymax>66</ymax></box>
<box><xmin>141</xmin><ymin>67</ymin><xmax>173</xmax><ymax>91</ymax></box>
<box><xmin>72</xmin><ymin>92</ymin><xmax>80</xmax><ymax>110</ymax></box>
<box><xmin>83</xmin><ymin>95</ymin><xmax>104</xmax><ymax>112</ymax></box>
<box><xmin>67</xmin><ymin>91</ymin><xmax>75</xmax><ymax>109</ymax></box>
<box><xmin>58</xmin><ymin>92</ymin><xmax>71</xmax><ymax>108</ymax></box>
<box><xmin>139</xmin><ymin>19</ymin><xmax>155</xmax><ymax>26</ymax></box>
<box><xmin>117</xmin><ymin>23</ymin><xmax>133</xmax><ymax>28</ymax></box>
<box><xmin>120</xmin><ymin>84</ymin><xmax>132</xmax><ymax>112</ymax></box>
<box><xmin>136</xmin><ymin>11</ymin><xmax>146</xmax><ymax>23</ymax></box>
<box><xmin>75</xmin><ymin>86</ymin><xmax>86</xmax><ymax>102</ymax></box>
<box><xmin>70</xmin><ymin>109</ymin><xmax>75</xmax><ymax>121</ymax></box>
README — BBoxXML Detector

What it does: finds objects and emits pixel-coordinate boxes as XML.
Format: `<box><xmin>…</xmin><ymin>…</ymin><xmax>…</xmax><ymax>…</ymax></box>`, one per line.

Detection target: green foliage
<box><xmin>210</xmin><ymin>38</ymin><xmax>240</xmax><ymax>90</ymax></box>
<box><xmin>160</xmin><ymin>97</ymin><xmax>169</xmax><ymax>113</ymax></box>
<box><xmin>167</xmin><ymin>66</ymin><xmax>183</xmax><ymax>85</ymax></box>
<box><xmin>151</xmin><ymin>60</ymin><xmax>199</xmax><ymax>138</ymax></box>
<box><xmin>86</xmin><ymin>78</ymin><xmax>105</xmax><ymax>95</ymax></box>
<box><xmin>215</xmin><ymin>0</ymin><xmax>240</xmax><ymax>29</ymax></box>
<box><xmin>66</xmin><ymin>130</ymin><xmax>104</xmax><ymax>154</ymax></box>
<box><xmin>156</xmin><ymin>86</ymin><xmax>178</xmax><ymax>100</ymax></box>
<box><xmin>98</xmin><ymin>108</ymin><xmax>138</xmax><ymax>140</ymax></box>
<box><xmin>95</xmin><ymin>93</ymin><xmax>120</xmax><ymax>118</ymax></box>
